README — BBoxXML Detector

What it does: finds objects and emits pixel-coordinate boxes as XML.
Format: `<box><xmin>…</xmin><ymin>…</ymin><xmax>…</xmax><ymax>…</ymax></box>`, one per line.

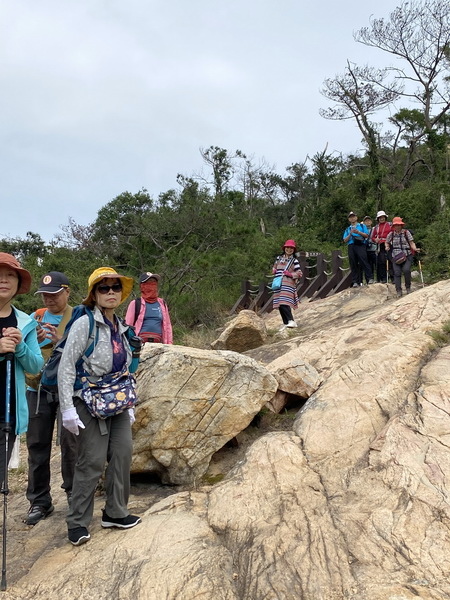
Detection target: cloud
<box><xmin>0</xmin><ymin>0</ymin><xmax>398</xmax><ymax>241</ymax></box>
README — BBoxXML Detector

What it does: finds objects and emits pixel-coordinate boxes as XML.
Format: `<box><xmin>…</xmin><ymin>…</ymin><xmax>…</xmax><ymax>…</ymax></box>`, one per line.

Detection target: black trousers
<box><xmin>376</xmin><ymin>244</ymin><xmax>389</xmax><ymax>283</ymax></box>
<box><xmin>348</xmin><ymin>244</ymin><xmax>372</xmax><ymax>284</ymax></box>
<box><xmin>26</xmin><ymin>389</ymin><xmax>79</xmax><ymax>508</ymax></box>
<box><xmin>279</xmin><ymin>305</ymin><xmax>294</xmax><ymax>324</ymax></box>
<box><xmin>366</xmin><ymin>251</ymin><xmax>376</xmax><ymax>280</ymax></box>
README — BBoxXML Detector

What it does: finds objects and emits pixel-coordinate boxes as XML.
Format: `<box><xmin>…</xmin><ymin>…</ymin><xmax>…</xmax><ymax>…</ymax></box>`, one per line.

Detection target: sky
<box><xmin>1</xmin><ymin>0</ymin><xmax>402</xmax><ymax>242</ymax></box>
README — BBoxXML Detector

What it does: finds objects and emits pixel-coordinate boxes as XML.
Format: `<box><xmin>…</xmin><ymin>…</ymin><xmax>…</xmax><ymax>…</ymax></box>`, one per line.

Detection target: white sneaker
<box><xmin>286</xmin><ymin>320</ymin><xmax>298</xmax><ymax>328</ymax></box>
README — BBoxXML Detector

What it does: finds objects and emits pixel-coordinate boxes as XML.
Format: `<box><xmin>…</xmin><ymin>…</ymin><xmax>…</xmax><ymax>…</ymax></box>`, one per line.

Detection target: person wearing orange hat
<box><xmin>272</xmin><ymin>240</ymin><xmax>303</xmax><ymax>330</ymax></box>
<box><xmin>0</xmin><ymin>253</ymin><xmax>44</xmax><ymax>487</ymax></box>
<box><xmin>385</xmin><ymin>217</ymin><xmax>418</xmax><ymax>297</ymax></box>
<box><xmin>58</xmin><ymin>267</ymin><xmax>141</xmax><ymax>546</ymax></box>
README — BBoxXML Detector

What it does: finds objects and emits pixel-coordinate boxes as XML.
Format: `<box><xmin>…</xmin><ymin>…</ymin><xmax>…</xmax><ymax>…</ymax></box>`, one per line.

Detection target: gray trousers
<box><xmin>392</xmin><ymin>255</ymin><xmax>414</xmax><ymax>293</ymax></box>
<box><xmin>66</xmin><ymin>398</ymin><xmax>132</xmax><ymax>530</ymax></box>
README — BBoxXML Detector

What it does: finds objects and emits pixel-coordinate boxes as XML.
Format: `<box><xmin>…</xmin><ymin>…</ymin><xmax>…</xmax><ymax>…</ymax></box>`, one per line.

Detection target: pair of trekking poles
<box><xmin>0</xmin><ymin>352</ymin><xmax>13</xmax><ymax>592</ymax></box>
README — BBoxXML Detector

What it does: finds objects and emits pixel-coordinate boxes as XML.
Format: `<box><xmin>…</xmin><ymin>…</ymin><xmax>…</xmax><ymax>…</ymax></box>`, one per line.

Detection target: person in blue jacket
<box><xmin>343</xmin><ymin>212</ymin><xmax>373</xmax><ymax>287</ymax></box>
<box><xmin>0</xmin><ymin>253</ymin><xmax>44</xmax><ymax>486</ymax></box>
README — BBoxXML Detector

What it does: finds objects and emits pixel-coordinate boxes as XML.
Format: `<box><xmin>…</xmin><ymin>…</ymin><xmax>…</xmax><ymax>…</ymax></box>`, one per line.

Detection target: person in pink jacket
<box><xmin>125</xmin><ymin>272</ymin><xmax>173</xmax><ymax>344</ymax></box>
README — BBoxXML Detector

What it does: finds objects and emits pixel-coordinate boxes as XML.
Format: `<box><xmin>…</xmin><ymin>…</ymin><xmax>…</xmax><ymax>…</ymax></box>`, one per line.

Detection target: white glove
<box><xmin>62</xmin><ymin>407</ymin><xmax>85</xmax><ymax>435</ymax></box>
<box><xmin>128</xmin><ymin>408</ymin><xmax>136</xmax><ymax>425</ymax></box>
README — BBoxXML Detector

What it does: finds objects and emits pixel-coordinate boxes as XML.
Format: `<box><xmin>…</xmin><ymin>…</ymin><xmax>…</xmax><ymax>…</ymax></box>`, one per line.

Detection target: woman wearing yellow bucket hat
<box><xmin>58</xmin><ymin>267</ymin><xmax>142</xmax><ymax>546</ymax></box>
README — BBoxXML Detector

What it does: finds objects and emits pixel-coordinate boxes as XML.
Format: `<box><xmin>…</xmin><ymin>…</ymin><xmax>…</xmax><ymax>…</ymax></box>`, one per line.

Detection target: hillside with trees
<box><xmin>1</xmin><ymin>0</ymin><xmax>449</xmax><ymax>340</ymax></box>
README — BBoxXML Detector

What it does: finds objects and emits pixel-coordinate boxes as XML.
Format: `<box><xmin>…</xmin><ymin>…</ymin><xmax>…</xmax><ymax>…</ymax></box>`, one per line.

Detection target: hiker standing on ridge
<box><xmin>272</xmin><ymin>239</ymin><xmax>303</xmax><ymax>331</ymax></box>
<box><xmin>24</xmin><ymin>272</ymin><xmax>79</xmax><ymax>526</ymax></box>
<box><xmin>58</xmin><ymin>267</ymin><xmax>141</xmax><ymax>546</ymax></box>
<box><xmin>371</xmin><ymin>211</ymin><xmax>392</xmax><ymax>284</ymax></box>
<box><xmin>385</xmin><ymin>217</ymin><xmax>418</xmax><ymax>297</ymax></box>
<box><xmin>0</xmin><ymin>253</ymin><xmax>43</xmax><ymax>487</ymax></box>
<box><xmin>125</xmin><ymin>272</ymin><xmax>173</xmax><ymax>343</ymax></box>
<box><xmin>343</xmin><ymin>212</ymin><xmax>373</xmax><ymax>287</ymax></box>
<box><xmin>363</xmin><ymin>216</ymin><xmax>377</xmax><ymax>282</ymax></box>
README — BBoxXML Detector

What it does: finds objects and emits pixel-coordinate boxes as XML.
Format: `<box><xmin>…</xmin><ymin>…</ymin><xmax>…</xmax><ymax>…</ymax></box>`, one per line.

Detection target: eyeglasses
<box><xmin>96</xmin><ymin>283</ymin><xmax>122</xmax><ymax>294</ymax></box>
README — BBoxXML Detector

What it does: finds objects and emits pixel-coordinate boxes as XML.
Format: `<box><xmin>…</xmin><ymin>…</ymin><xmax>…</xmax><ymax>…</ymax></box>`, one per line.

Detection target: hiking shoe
<box><xmin>68</xmin><ymin>527</ymin><xmax>90</xmax><ymax>546</ymax></box>
<box><xmin>368</xmin><ymin>279</ymin><xmax>374</xmax><ymax>284</ymax></box>
<box><xmin>396</xmin><ymin>291</ymin><xmax>403</xmax><ymax>298</ymax></box>
<box><xmin>352</xmin><ymin>283</ymin><xmax>359</xmax><ymax>288</ymax></box>
<box><xmin>286</xmin><ymin>321</ymin><xmax>298</xmax><ymax>328</ymax></box>
<box><xmin>25</xmin><ymin>504</ymin><xmax>54</xmax><ymax>526</ymax></box>
<box><xmin>406</xmin><ymin>288</ymin><xmax>411</xmax><ymax>294</ymax></box>
<box><xmin>101</xmin><ymin>511</ymin><xmax>141</xmax><ymax>529</ymax></box>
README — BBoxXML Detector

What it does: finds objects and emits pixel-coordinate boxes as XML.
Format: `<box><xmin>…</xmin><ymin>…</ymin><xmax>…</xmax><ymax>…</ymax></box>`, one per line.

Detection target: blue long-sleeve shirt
<box><xmin>343</xmin><ymin>223</ymin><xmax>368</xmax><ymax>245</ymax></box>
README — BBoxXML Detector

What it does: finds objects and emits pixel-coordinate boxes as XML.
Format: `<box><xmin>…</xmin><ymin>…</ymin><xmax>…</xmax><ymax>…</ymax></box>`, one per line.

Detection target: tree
<box><xmin>198</xmin><ymin>146</ymin><xmax>245</xmax><ymax>199</ymax></box>
<box><xmin>321</xmin><ymin>62</ymin><xmax>400</xmax><ymax>205</ymax></box>
<box><xmin>354</xmin><ymin>0</ymin><xmax>450</xmax><ymax>174</ymax></box>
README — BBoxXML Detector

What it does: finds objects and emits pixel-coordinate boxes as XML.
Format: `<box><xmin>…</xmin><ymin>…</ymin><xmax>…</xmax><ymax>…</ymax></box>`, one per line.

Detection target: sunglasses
<box><xmin>96</xmin><ymin>283</ymin><xmax>122</xmax><ymax>294</ymax></box>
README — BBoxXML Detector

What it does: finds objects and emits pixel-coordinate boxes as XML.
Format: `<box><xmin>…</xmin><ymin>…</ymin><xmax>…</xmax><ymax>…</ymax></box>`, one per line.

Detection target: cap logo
<box><xmin>43</xmin><ymin>275</ymin><xmax>52</xmax><ymax>284</ymax></box>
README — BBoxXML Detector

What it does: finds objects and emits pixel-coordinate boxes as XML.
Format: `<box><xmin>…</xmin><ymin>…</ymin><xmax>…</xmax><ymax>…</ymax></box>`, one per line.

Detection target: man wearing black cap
<box><xmin>343</xmin><ymin>212</ymin><xmax>373</xmax><ymax>287</ymax></box>
<box><xmin>24</xmin><ymin>272</ymin><xmax>78</xmax><ymax>525</ymax></box>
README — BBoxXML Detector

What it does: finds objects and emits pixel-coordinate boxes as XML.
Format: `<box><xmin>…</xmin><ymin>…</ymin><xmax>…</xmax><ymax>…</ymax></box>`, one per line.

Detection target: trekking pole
<box><xmin>418</xmin><ymin>259</ymin><xmax>425</xmax><ymax>288</ymax></box>
<box><xmin>386</xmin><ymin>259</ymin><xmax>390</xmax><ymax>294</ymax></box>
<box><xmin>1</xmin><ymin>353</ymin><xmax>13</xmax><ymax>592</ymax></box>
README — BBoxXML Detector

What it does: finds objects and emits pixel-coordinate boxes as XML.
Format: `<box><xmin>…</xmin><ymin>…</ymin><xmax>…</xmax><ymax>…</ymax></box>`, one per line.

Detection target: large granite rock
<box><xmin>131</xmin><ymin>343</ymin><xmax>278</xmax><ymax>484</ymax></box>
<box><xmin>210</xmin><ymin>309</ymin><xmax>268</xmax><ymax>352</ymax></box>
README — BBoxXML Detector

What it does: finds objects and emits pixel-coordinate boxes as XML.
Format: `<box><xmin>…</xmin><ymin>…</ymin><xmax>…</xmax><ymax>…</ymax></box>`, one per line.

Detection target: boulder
<box><xmin>210</xmin><ymin>309</ymin><xmax>267</xmax><ymax>352</ymax></box>
<box><xmin>131</xmin><ymin>343</ymin><xmax>278</xmax><ymax>484</ymax></box>
<box><xmin>265</xmin><ymin>349</ymin><xmax>322</xmax><ymax>398</ymax></box>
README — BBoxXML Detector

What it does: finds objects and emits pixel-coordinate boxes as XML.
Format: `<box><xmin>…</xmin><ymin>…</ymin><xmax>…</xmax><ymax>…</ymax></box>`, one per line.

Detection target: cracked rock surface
<box><xmin>5</xmin><ymin>281</ymin><xmax>450</xmax><ymax>599</ymax></box>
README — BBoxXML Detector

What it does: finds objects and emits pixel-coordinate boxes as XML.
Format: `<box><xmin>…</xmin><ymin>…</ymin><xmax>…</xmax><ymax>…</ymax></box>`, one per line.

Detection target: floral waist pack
<box><xmin>80</xmin><ymin>365</ymin><xmax>137</xmax><ymax>419</ymax></box>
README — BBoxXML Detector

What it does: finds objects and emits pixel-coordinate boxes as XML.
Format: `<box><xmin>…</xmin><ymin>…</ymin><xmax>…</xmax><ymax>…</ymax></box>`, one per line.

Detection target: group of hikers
<box><xmin>272</xmin><ymin>212</ymin><xmax>418</xmax><ymax>329</ymax></box>
<box><xmin>343</xmin><ymin>211</ymin><xmax>418</xmax><ymax>297</ymax></box>
<box><xmin>0</xmin><ymin>212</ymin><xmax>420</xmax><ymax>546</ymax></box>
<box><xmin>0</xmin><ymin>254</ymin><xmax>172</xmax><ymax>547</ymax></box>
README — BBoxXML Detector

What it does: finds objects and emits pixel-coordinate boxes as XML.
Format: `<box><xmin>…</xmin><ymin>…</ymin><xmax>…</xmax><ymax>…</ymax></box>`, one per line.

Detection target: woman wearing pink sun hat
<box><xmin>271</xmin><ymin>240</ymin><xmax>303</xmax><ymax>330</ymax></box>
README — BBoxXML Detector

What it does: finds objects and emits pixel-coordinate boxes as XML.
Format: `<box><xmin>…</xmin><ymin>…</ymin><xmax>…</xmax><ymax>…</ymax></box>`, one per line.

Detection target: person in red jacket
<box><xmin>125</xmin><ymin>273</ymin><xmax>173</xmax><ymax>344</ymax></box>
<box><xmin>371</xmin><ymin>211</ymin><xmax>392</xmax><ymax>283</ymax></box>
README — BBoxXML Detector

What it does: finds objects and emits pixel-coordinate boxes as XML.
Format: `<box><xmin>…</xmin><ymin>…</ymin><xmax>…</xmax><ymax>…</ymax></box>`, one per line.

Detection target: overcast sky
<box><xmin>1</xmin><ymin>0</ymin><xmax>401</xmax><ymax>242</ymax></box>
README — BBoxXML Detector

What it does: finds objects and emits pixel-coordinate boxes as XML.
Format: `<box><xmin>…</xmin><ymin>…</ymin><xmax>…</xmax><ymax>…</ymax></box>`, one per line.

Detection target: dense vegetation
<box><xmin>2</xmin><ymin>0</ymin><xmax>450</xmax><ymax>340</ymax></box>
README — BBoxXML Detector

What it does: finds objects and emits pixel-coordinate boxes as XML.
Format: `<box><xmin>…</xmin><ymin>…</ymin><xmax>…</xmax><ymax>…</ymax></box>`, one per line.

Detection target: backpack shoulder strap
<box><xmin>56</xmin><ymin>305</ymin><xmax>73</xmax><ymax>337</ymax></box>
<box><xmin>81</xmin><ymin>309</ymin><xmax>98</xmax><ymax>362</ymax></box>
<box><xmin>134</xmin><ymin>298</ymin><xmax>141</xmax><ymax>324</ymax></box>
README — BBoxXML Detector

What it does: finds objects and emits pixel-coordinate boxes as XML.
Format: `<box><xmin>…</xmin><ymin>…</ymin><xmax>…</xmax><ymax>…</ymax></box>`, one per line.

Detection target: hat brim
<box><xmin>84</xmin><ymin>273</ymin><xmax>134</xmax><ymax>306</ymax></box>
<box><xmin>139</xmin><ymin>272</ymin><xmax>161</xmax><ymax>283</ymax></box>
<box><xmin>34</xmin><ymin>286</ymin><xmax>68</xmax><ymax>295</ymax></box>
